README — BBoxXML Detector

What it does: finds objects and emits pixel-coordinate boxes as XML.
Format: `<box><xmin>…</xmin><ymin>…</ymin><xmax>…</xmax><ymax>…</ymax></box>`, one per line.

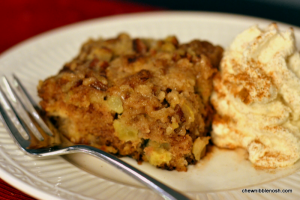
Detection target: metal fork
<box><xmin>0</xmin><ymin>75</ymin><xmax>191</xmax><ymax>200</ymax></box>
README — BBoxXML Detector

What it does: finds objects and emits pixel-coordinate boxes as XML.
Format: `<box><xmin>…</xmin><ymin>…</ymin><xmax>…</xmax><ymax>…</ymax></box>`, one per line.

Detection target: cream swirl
<box><xmin>211</xmin><ymin>23</ymin><xmax>300</xmax><ymax>168</ymax></box>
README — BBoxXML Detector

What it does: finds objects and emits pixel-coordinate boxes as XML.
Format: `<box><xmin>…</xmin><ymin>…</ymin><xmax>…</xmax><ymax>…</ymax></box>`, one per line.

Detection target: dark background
<box><xmin>126</xmin><ymin>0</ymin><xmax>300</xmax><ymax>27</ymax></box>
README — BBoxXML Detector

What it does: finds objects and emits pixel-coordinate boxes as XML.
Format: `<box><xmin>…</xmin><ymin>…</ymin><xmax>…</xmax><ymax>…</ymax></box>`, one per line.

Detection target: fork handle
<box><xmin>63</xmin><ymin>145</ymin><xmax>191</xmax><ymax>200</ymax></box>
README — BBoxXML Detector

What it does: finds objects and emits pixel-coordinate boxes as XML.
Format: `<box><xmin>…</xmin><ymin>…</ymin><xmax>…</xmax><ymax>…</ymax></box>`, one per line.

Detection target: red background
<box><xmin>0</xmin><ymin>0</ymin><xmax>160</xmax><ymax>54</ymax></box>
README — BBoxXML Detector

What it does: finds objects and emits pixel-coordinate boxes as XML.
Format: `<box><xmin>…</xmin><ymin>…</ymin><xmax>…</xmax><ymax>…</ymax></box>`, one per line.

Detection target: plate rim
<box><xmin>1</xmin><ymin>10</ymin><xmax>299</xmax><ymax>59</ymax></box>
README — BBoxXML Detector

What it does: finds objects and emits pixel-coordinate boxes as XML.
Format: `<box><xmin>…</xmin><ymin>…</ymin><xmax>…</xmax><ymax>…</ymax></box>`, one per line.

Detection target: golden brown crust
<box><xmin>38</xmin><ymin>33</ymin><xmax>223</xmax><ymax>171</ymax></box>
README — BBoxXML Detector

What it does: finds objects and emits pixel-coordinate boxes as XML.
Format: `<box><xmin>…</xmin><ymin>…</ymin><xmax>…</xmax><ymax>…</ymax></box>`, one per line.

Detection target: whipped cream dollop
<box><xmin>211</xmin><ymin>23</ymin><xmax>300</xmax><ymax>168</ymax></box>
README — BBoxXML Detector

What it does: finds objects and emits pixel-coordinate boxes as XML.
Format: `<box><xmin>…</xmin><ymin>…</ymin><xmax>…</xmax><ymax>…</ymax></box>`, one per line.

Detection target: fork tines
<box><xmin>0</xmin><ymin>75</ymin><xmax>53</xmax><ymax>143</ymax></box>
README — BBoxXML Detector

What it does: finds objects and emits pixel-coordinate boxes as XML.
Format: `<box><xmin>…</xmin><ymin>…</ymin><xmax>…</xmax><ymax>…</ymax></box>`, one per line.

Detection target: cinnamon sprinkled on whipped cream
<box><xmin>211</xmin><ymin>23</ymin><xmax>300</xmax><ymax>168</ymax></box>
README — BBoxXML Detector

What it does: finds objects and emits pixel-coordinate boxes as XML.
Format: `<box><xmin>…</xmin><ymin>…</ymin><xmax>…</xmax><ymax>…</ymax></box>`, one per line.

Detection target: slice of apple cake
<box><xmin>38</xmin><ymin>33</ymin><xmax>223</xmax><ymax>171</ymax></box>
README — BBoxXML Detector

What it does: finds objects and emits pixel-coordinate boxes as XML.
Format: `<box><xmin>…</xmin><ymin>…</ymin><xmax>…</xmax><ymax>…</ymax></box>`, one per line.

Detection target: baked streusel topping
<box><xmin>38</xmin><ymin>33</ymin><xmax>223</xmax><ymax>171</ymax></box>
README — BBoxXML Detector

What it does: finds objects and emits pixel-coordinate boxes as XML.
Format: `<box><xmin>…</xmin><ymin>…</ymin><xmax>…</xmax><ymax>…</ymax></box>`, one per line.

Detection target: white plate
<box><xmin>1</xmin><ymin>11</ymin><xmax>300</xmax><ymax>200</ymax></box>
